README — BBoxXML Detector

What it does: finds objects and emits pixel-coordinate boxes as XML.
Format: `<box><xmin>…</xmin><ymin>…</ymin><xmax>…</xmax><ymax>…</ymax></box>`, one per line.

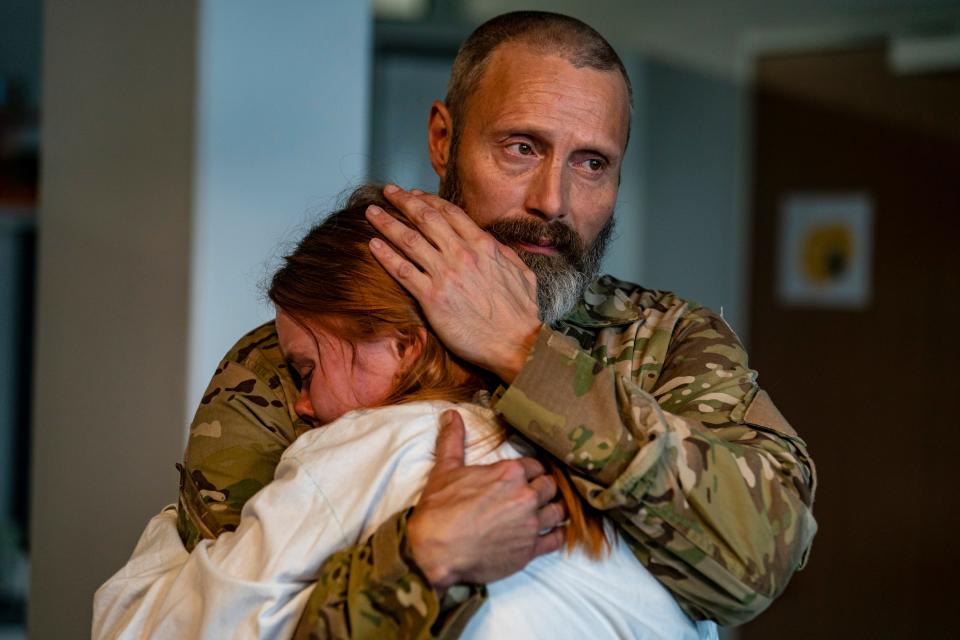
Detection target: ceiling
<box><xmin>464</xmin><ymin>0</ymin><xmax>960</xmax><ymax>77</ymax></box>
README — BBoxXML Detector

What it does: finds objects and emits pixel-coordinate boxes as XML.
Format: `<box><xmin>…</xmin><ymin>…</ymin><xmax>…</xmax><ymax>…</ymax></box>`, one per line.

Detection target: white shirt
<box><xmin>94</xmin><ymin>400</ymin><xmax>717</xmax><ymax>639</ymax></box>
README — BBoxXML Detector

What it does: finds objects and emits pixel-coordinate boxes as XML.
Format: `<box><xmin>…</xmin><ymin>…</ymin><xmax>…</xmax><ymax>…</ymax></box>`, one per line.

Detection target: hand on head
<box><xmin>367</xmin><ymin>186</ymin><xmax>543</xmax><ymax>384</ymax></box>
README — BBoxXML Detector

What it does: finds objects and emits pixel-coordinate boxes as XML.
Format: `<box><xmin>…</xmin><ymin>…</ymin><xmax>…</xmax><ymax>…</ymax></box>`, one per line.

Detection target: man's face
<box><xmin>433</xmin><ymin>42</ymin><xmax>630</xmax><ymax>322</ymax></box>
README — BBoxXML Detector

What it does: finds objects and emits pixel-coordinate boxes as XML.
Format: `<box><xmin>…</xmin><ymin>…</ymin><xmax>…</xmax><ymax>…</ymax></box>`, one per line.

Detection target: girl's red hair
<box><xmin>268</xmin><ymin>185</ymin><xmax>608</xmax><ymax>558</ymax></box>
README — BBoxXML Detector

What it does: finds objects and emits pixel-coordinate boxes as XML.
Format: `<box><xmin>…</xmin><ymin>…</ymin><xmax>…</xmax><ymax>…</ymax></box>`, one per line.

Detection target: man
<box><xmin>178</xmin><ymin>10</ymin><xmax>816</xmax><ymax>638</ymax></box>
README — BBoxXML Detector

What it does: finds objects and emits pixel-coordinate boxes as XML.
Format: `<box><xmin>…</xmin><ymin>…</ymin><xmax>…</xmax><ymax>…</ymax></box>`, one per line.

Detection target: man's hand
<box><xmin>366</xmin><ymin>185</ymin><xmax>541</xmax><ymax>384</ymax></box>
<box><xmin>408</xmin><ymin>410</ymin><xmax>566</xmax><ymax>590</ymax></box>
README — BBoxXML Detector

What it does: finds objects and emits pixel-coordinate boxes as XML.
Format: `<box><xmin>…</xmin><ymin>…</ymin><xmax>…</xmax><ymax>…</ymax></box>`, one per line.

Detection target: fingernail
<box><xmin>441</xmin><ymin>411</ymin><xmax>453</xmax><ymax>426</ymax></box>
<box><xmin>384</xmin><ymin>184</ymin><xmax>399</xmax><ymax>194</ymax></box>
<box><xmin>370</xmin><ymin>238</ymin><xmax>384</xmax><ymax>249</ymax></box>
<box><xmin>367</xmin><ymin>204</ymin><xmax>382</xmax><ymax>216</ymax></box>
<box><xmin>411</xmin><ymin>188</ymin><xmax>423</xmax><ymax>195</ymax></box>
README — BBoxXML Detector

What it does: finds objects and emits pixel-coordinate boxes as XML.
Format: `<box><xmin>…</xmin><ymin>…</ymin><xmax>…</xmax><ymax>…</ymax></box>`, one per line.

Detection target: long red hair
<box><xmin>268</xmin><ymin>185</ymin><xmax>609</xmax><ymax>558</ymax></box>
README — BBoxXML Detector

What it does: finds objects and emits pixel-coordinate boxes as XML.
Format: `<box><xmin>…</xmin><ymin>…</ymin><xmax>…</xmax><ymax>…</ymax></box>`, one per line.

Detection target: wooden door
<box><xmin>744</xmin><ymin>49</ymin><xmax>960</xmax><ymax>638</ymax></box>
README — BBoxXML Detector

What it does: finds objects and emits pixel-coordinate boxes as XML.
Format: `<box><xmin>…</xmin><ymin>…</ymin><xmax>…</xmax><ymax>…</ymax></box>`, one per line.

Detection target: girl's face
<box><xmin>276</xmin><ymin>309</ymin><xmax>404</xmax><ymax>425</ymax></box>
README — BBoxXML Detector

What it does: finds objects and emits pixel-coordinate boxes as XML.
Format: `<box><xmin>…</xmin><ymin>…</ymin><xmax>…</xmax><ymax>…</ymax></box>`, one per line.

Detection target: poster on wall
<box><xmin>777</xmin><ymin>193</ymin><xmax>873</xmax><ymax>309</ymax></box>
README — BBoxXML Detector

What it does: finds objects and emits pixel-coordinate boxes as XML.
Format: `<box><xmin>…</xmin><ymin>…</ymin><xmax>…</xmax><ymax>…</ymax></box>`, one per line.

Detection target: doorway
<box><xmin>745</xmin><ymin>46</ymin><xmax>960</xmax><ymax>638</ymax></box>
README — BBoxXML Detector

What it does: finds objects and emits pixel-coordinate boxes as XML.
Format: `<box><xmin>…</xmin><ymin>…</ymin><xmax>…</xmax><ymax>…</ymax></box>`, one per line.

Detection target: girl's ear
<box><xmin>393</xmin><ymin>326</ymin><xmax>426</xmax><ymax>376</ymax></box>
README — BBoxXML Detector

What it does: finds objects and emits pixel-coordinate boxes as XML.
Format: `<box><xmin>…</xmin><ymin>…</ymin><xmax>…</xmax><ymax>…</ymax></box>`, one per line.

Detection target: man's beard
<box><xmin>440</xmin><ymin>150</ymin><xmax>615</xmax><ymax>325</ymax></box>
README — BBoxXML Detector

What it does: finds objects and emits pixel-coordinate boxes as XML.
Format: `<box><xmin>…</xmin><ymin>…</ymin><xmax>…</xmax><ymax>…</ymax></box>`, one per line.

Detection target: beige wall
<box><xmin>29</xmin><ymin>1</ymin><xmax>197</xmax><ymax>635</ymax></box>
<box><xmin>30</xmin><ymin>0</ymin><xmax>371</xmax><ymax>635</ymax></box>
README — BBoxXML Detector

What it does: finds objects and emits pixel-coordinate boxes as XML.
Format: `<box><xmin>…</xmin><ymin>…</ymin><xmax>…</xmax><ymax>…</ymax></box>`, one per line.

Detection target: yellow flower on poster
<box><xmin>778</xmin><ymin>193</ymin><xmax>872</xmax><ymax>309</ymax></box>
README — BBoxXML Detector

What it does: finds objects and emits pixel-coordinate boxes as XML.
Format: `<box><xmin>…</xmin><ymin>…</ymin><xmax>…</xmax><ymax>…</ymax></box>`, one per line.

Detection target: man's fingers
<box><xmin>381</xmin><ymin>186</ymin><xmax>464</xmax><ymax>254</ymax></box>
<box><xmin>532</xmin><ymin>526</ymin><xmax>566</xmax><ymax>558</ymax></box>
<box><xmin>367</xmin><ymin>236</ymin><xmax>432</xmax><ymax>297</ymax></box>
<box><xmin>414</xmin><ymin>192</ymin><xmax>488</xmax><ymax>242</ymax></box>
<box><xmin>431</xmin><ymin>410</ymin><xmax>466</xmax><ymax>475</ymax></box>
<box><xmin>529</xmin><ymin>474</ymin><xmax>558</xmax><ymax>507</ymax></box>
<box><xmin>515</xmin><ymin>456</ymin><xmax>546</xmax><ymax>482</ymax></box>
<box><xmin>413</xmin><ymin>191</ymin><xmax>534</xmax><ymax>281</ymax></box>
<box><xmin>537</xmin><ymin>499</ymin><xmax>567</xmax><ymax>531</ymax></box>
<box><xmin>367</xmin><ymin>204</ymin><xmax>444</xmax><ymax>275</ymax></box>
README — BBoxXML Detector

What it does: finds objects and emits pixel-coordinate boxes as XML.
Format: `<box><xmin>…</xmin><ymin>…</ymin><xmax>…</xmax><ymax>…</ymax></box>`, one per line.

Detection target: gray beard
<box><xmin>440</xmin><ymin>151</ymin><xmax>615</xmax><ymax>325</ymax></box>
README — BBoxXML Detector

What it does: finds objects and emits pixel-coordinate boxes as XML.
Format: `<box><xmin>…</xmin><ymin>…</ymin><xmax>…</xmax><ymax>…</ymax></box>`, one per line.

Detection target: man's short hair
<box><xmin>445</xmin><ymin>11</ymin><xmax>633</xmax><ymax>132</ymax></box>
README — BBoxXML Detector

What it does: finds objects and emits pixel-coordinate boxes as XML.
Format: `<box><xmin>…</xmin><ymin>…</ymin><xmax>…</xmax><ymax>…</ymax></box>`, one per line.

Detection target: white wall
<box><xmin>603</xmin><ymin>55</ymin><xmax>646</xmax><ymax>286</ymax></box>
<box><xmin>187</xmin><ymin>0</ymin><xmax>371</xmax><ymax>414</ymax></box>
<box><xmin>30</xmin><ymin>1</ymin><xmax>371</xmax><ymax>635</ymax></box>
<box><xmin>370</xmin><ymin>54</ymin><xmax>452</xmax><ymax>191</ymax></box>
<box><xmin>639</xmin><ymin>59</ymin><xmax>749</xmax><ymax>336</ymax></box>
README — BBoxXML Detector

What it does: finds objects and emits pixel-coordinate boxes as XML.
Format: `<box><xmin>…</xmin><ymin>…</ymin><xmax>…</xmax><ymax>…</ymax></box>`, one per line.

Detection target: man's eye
<box><xmin>585</xmin><ymin>158</ymin><xmax>605</xmax><ymax>173</ymax></box>
<box><xmin>507</xmin><ymin>142</ymin><xmax>534</xmax><ymax>155</ymax></box>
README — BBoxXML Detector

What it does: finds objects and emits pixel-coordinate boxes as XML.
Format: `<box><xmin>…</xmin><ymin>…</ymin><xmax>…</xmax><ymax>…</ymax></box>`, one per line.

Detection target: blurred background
<box><xmin>1</xmin><ymin>0</ymin><xmax>959</xmax><ymax>638</ymax></box>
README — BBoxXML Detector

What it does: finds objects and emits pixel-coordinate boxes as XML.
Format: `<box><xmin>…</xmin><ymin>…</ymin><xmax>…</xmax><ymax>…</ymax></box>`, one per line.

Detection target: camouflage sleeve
<box><xmin>178</xmin><ymin>323</ymin><xmax>483</xmax><ymax>639</ymax></box>
<box><xmin>292</xmin><ymin>509</ymin><xmax>485</xmax><ymax>640</ymax></box>
<box><xmin>493</xmin><ymin>310</ymin><xmax>817</xmax><ymax>626</ymax></box>
<box><xmin>177</xmin><ymin>333</ymin><xmax>302</xmax><ymax>549</ymax></box>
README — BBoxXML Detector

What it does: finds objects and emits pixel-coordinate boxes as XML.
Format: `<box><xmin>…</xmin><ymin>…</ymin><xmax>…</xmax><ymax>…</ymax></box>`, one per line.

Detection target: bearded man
<box><xmin>111</xmin><ymin>10</ymin><xmax>817</xmax><ymax>639</ymax></box>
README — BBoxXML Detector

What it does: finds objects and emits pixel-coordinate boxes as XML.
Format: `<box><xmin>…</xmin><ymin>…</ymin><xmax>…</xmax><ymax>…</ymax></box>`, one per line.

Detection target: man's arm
<box><xmin>176</xmin><ymin>323</ymin><xmax>561</xmax><ymax>639</ymax></box>
<box><xmin>494</xmin><ymin>305</ymin><xmax>816</xmax><ymax>625</ymax></box>
<box><xmin>368</xmin><ymin>187</ymin><xmax>816</xmax><ymax>625</ymax></box>
<box><xmin>177</xmin><ymin>323</ymin><xmax>303</xmax><ymax>548</ymax></box>
<box><xmin>291</xmin><ymin>411</ymin><xmax>562</xmax><ymax>640</ymax></box>
<box><xmin>178</xmin><ymin>323</ymin><xmax>457</xmax><ymax>638</ymax></box>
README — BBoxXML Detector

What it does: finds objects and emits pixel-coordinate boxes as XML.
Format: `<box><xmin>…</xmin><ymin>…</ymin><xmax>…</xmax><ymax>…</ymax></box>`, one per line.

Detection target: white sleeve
<box><xmin>92</xmin><ymin>453</ymin><xmax>344</xmax><ymax>640</ymax></box>
<box><xmin>92</xmin><ymin>508</ymin><xmax>189</xmax><ymax>639</ymax></box>
<box><xmin>92</xmin><ymin>403</ymin><xmax>449</xmax><ymax>640</ymax></box>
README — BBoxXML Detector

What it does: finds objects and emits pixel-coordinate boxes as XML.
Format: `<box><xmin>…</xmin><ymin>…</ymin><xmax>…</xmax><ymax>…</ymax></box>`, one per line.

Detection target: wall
<box><xmin>30</xmin><ymin>1</ymin><xmax>371</xmax><ymax>635</ymax></box>
<box><xmin>639</xmin><ymin>59</ymin><xmax>749</xmax><ymax>335</ymax></box>
<box><xmin>30</xmin><ymin>2</ymin><xmax>197</xmax><ymax>634</ymax></box>
<box><xmin>187</xmin><ymin>0</ymin><xmax>371</xmax><ymax>414</ymax></box>
<box><xmin>370</xmin><ymin>54</ymin><xmax>452</xmax><ymax>191</ymax></box>
<box><xmin>604</xmin><ymin>56</ymin><xmax>646</xmax><ymax>286</ymax></box>
<box><xmin>745</xmin><ymin>49</ymin><xmax>960</xmax><ymax>638</ymax></box>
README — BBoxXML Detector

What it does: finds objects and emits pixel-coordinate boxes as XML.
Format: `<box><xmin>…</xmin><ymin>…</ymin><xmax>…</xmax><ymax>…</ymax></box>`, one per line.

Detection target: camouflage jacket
<box><xmin>178</xmin><ymin>276</ymin><xmax>817</xmax><ymax>636</ymax></box>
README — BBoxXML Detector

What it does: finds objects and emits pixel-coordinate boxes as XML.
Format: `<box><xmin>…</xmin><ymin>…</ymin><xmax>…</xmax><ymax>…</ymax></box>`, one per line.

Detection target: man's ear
<box><xmin>427</xmin><ymin>100</ymin><xmax>453</xmax><ymax>180</ymax></box>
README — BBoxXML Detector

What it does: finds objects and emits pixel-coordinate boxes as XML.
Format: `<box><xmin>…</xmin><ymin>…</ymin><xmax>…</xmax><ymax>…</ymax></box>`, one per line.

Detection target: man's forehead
<box><xmin>489</xmin><ymin>43</ymin><xmax>625</xmax><ymax>94</ymax></box>
<box><xmin>466</xmin><ymin>42</ymin><xmax>630</xmax><ymax>149</ymax></box>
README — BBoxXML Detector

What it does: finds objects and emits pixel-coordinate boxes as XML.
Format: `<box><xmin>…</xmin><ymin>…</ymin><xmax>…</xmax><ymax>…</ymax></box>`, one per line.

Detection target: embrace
<box><xmin>94</xmin><ymin>10</ymin><xmax>817</xmax><ymax>639</ymax></box>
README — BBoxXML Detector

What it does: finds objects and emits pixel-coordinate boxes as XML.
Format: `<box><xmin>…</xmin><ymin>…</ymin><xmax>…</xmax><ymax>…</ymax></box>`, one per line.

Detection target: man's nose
<box><xmin>524</xmin><ymin>158</ymin><xmax>566</xmax><ymax>221</ymax></box>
